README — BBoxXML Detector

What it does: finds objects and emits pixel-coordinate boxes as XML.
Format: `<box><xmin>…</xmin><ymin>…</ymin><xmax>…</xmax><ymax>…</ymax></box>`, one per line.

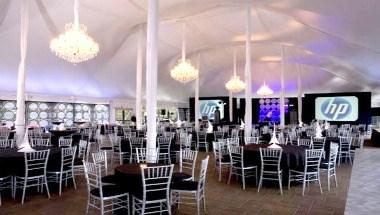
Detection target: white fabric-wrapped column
<box><xmin>145</xmin><ymin>0</ymin><xmax>158</xmax><ymax>163</ymax></box>
<box><xmin>297</xmin><ymin>64</ymin><xmax>303</xmax><ymax>124</ymax></box>
<box><xmin>109</xmin><ymin>100</ymin><xmax>116</xmax><ymax>123</ymax></box>
<box><xmin>15</xmin><ymin>0</ymin><xmax>30</xmax><ymax>146</ymax></box>
<box><xmin>136</xmin><ymin>27</ymin><xmax>143</xmax><ymax>130</ymax></box>
<box><xmin>244</xmin><ymin>7</ymin><xmax>252</xmax><ymax>136</ymax></box>
<box><xmin>229</xmin><ymin>91</ymin><xmax>233</xmax><ymax>122</ymax></box>
<box><xmin>194</xmin><ymin>55</ymin><xmax>200</xmax><ymax>131</ymax></box>
<box><xmin>280</xmin><ymin>46</ymin><xmax>285</xmax><ymax>128</ymax></box>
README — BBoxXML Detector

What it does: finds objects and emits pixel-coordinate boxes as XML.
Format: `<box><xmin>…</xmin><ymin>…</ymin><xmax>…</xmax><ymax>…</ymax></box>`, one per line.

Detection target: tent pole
<box><xmin>297</xmin><ymin>64</ymin><xmax>303</xmax><ymax>124</ymax></box>
<box><xmin>280</xmin><ymin>46</ymin><xmax>285</xmax><ymax>128</ymax></box>
<box><xmin>194</xmin><ymin>55</ymin><xmax>200</xmax><ymax>131</ymax></box>
<box><xmin>244</xmin><ymin>6</ymin><xmax>252</xmax><ymax>136</ymax></box>
<box><xmin>15</xmin><ymin>0</ymin><xmax>30</xmax><ymax>146</ymax></box>
<box><xmin>136</xmin><ymin>27</ymin><xmax>143</xmax><ymax>130</ymax></box>
<box><xmin>145</xmin><ymin>0</ymin><xmax>158</xmax><ymax>163</ymax></box>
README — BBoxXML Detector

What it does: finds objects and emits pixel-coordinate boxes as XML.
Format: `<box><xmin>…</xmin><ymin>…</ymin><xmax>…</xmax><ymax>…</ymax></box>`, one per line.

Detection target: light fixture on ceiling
<box><xmin>170</xmin><ymin>23</ymin><xmax>199</xmax><ymax>84</ymax></box>
<box><xmin>225</xmin><ymin>48</ymin><xmax>245</xmax><ymax>93</ymax></box>
<box><xmin>50</xmin><ymin>0</ymin><xmax>99</xmax><ymax>64</ymax></box>
<box><xmin>257</xmin><ymin>81</ymin><xmax>274</xmax><ymax>97</ymax></box>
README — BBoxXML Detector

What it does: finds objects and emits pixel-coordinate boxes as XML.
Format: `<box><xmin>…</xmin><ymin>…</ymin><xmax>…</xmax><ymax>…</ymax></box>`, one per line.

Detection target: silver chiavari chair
<box><xmin>258</xmin><ymin>148</ymin><xmax>283</xmax><ymax>195</ymax></box>
<box><xmin>288</xmin><ymin>149</ymin><xmax>323</xmax><ymax>196</ymax></box>
<box><xmin>47</xmin><ymin>146</ymin><xmax>77</xmax><ymax>196</ymax></box>
<box><xmin>132</xmin><ymin>165</ymin><xmax>174</xmax><ymax>215</ymax></box>
<box><xmin>14</xmin><ymin>150</ymin><xmax>51</xmax><ymax>204</ymax></box>
<box><xmin>171</xmin><ymin>156</ymin><xmax>209</xmax><ymax>215</ymax></box>
<box><xmin>83</xmin><ymin>161</ymin><xmax>130</xmax><ymax>215</ymax></box>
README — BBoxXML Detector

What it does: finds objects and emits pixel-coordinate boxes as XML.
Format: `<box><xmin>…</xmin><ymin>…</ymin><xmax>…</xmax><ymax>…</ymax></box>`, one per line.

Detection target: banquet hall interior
<box><xmin>1</xmin><ymin>0</ymin><xmax>380</xmax><ymax>214</ymax></box>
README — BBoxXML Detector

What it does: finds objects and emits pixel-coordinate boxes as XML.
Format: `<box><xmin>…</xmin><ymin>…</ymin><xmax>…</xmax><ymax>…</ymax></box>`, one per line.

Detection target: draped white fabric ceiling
<box><xmin>1</xmin><ymin>0</ymin><xmax>380</xmax><ymax>105</ymax></box>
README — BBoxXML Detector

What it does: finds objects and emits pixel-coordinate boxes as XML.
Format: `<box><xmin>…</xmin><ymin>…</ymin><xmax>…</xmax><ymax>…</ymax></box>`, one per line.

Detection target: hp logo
<box><xmin>200</xmin><ymin>100</ymin><xmax>221</xmax><ymax>119</ymax></box>
<box><xmin>321</xmin><ymin>97</ymin><xmax>352</xmax><ymax>120</ymax></box>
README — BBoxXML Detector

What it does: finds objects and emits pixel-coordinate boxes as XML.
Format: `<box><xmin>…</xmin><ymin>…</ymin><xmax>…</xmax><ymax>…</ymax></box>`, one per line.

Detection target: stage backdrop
<box><xmin>189</xmin><ymin>97</ymin><xmax>237</xmax><ymax>123</ymax></box>
<box><xmin>302</xmin><ymin>92</ymin><xmax>371</xmax><ymax>124</ymax></box>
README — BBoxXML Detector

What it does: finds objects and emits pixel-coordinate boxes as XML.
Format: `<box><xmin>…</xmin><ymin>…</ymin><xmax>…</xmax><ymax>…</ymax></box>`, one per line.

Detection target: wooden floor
<box><xmin>0</xmin><ymin>152</ymin><xmax>352</xmax><ymax>215</ymax></box>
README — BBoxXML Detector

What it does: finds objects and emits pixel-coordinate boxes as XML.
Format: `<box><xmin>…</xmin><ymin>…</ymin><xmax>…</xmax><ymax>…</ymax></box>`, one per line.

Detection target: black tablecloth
<box><xmin>244</xmin><ymin>144</ymin><xmax>307</xmax><ymax>170</ymax></box>
<box><xmin>114</xmin><ymin>163</ymin><xmax>161</xmax><ymax>195</ymax></box>
<box><xmin>49</xmin><ymin>130</ymin><xmax>80</xmax><ymax>146</ymax></box>
<box><xmin>0</xmin><ymin>147</ymin><xmax>61</xmax><ymax>176</ymax></box>
<box><xmin>371</xmin><ymin>129</ymin><xmax>380</xmax><ymax>147</ymax></box>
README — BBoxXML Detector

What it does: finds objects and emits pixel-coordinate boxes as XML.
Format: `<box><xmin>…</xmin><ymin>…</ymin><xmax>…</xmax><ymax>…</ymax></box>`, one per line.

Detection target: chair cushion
<box><xmin>172</xmin><ymin>172</ymin><xmax>192</xmax><ymax>183</ymax></box>
<box><xmin>221</xmin><ymin>154</ymin><xmax>230</xmax><ymax>163</ymax></box>
<box><xmin>133</xmin><ymin>190</ymin><xmax>168</xmax><ymax>201</ymax></box>
<box><xmin>171</xmin><ymin>180</ymin><xmax>198</xmax><ymax>191</ymax></box>
<box><xmin>74</xmin><ymin>158</ymin><xmax>83</xmax><ymax>166</ymax></box>
<box><xmin>100</xmin><ymin>146</ymin><xmax>113</xmax><ymax>150</ymax></box>
<box><xmin>102</xmin><ymin>174</ymin><xmax>117</xmax><ymax>184</ymax></box>
<box><xmin>90</xmin><ymin>185</ymin><xmax>126</xmax><ymax>197</ymax></box>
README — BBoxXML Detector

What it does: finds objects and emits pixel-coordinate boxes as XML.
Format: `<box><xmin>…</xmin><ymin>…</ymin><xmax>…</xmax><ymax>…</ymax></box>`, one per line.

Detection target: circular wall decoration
<box><xmin>75</xmin><ymin>105</ymin><xmax>82</xmax><ymax>112</ymax></box>
<box><xmin>83</xmin><ymin>113</ymin><xmax>90</xmax><ymax>119</ymax></box>
<box><xmin>39</xmin><ymin>103</ymin><xmax>48</xmax><ymax>110</ymax></box>
<box><xmin>65</xmin><ymin>120</ymin><xmax>73</xmax><ymax>126</ymax></box>
<box><xmin>29</xmin><ymin>112</ymin><xmax>38</xmax><ymax>119</ymax></box>
<box><xmin>4</xmin><ymin>102</ymin><xmax>15</xmax><ymax>110</ymax></box>
<box><xmin>58</xmin><ymin>112</ymin><xmax>65</xmax><ymax>119</ymax></box>
<box><xmin>39</xmin><ymin>112</ymin><xmax>48</xmax><ymax>119</ymax></box>
<box><xmin>66</xmin><ymin>112</ymin><xmax>73</xmax><ymax>118</ymax></box>
<box><xmin>28</xmin><ymin>103</ymin><xmax>38</xmax><ymax>111</ymax></box>
<box><xmin>4</xmin><ymin>111</ymin><xmax>14</xmax><ymax>119</ymax></box>
<box><xmin>75</xmin><ymin>113</ymin><xmax>82</xmax><ymax>119</ymax></box>
<box><xmin>39</xmin><ymin>120</ymin><xmax>48</xmax><ymax>127</ymax></box>
<box><xmin>95</xmin><ymin>105</ymin><xmax>101</xmax><ymax>111</ymax></box>
<box><xmin>58</xmin><ymin>104</ymin><xmax>65</xmax><ymax>110</ymax></box>
<box><xmin>83</xmin><ymin>105</ymin><xmax>89</xmax><ymax>111</ymax></box>
<box><xmin>67</xmin><ymin>104</ymin><xmax>73</xmax><ymax>111</ymax></box>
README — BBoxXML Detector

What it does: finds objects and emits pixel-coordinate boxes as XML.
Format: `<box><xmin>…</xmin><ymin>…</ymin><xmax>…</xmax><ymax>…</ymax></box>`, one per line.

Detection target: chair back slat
<box><xmin>260</xmin><ymin>148</ymin><xmax>282</xmax><ymax>171</ymax></box>
<box><xmin>24</xmin><ymin>149</ymin><xmax>50</xmax><ymax>177</ymax></box>
<box><xmin>140</xmin><ymin>165</ymin><xmax>174</xmax><ymax>202</ymax></box>
<box><xmin>179</xmin><ymin>149</ymin><xmax>198</xmax><ymax>179</ymax></box>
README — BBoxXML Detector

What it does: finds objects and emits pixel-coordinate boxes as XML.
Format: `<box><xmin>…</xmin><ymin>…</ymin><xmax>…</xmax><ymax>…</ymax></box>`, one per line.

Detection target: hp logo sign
<box><xmin>316</xmin><ymin>96</ymin><xmax>358</xmax><ymax>121</ymax></box>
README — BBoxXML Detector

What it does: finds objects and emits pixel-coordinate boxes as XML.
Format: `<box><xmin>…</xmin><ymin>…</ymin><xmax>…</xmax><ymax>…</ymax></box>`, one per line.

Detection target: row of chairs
<box><xmin>83</xmin><ymin>150</ymin><xmax>210</xmax><ymax>215</ymax></box>
<box><xmin>212</xmin><ymin>140</ymin><xmax>340</xmax><ymax>195</ymax></box>
<box><xmin>0</xmin><ymin>146</ymin><xmax>78</xmax><ymax>205</ymax></box>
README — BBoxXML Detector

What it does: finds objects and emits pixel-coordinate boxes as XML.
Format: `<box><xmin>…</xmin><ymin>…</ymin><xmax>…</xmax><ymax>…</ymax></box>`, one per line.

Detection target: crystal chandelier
<box><xmin>50</xmin><ymin>0</ymin><xmax>99</xmax><ymax>64</ymax></box>
<box><xmin>170</xmin><ymin>23</ymin><xmax>198</xmax><ymax>84</ymax></box>
<box><xmin>225</xmin><ymin>49</ymin><xmax>245</xmax><ymax>93</ymax></box>
<box><xmin>257</xmin><ymin>82</ymin><xmax>274</xmax><ymax>97</ymax></box>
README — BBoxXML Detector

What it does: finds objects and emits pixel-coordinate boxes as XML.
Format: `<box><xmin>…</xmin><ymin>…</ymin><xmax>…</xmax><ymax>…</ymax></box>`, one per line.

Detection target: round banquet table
<box><xmin>49</xmin><ymin>130</ymin><xmax>80</xmax><ymax>146</ymax></box>
<box><xmin>244</xmin><ymin>144</ymin><xmax>307</xmax><ymax>182</ymax></box>
<box><xmin>0</xmin><ymin>147</ymin><xmax>62</xmax><ymax>177</ymax></box>
<box><xmin>114</xmin><ymin>163</ymin><xmax>161</xmax><ymax>195</ymax></box>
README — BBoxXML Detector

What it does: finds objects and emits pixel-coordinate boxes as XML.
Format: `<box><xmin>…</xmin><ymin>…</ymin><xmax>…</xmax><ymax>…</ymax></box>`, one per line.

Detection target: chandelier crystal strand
<box><xmin>170</xmin><ymin>22</ymin><xmax>198</xmax><ymax>84</ymax></box>
<box><xmin>225</xmin><ymin>48</ymin><xmax>246</xmax><ymax>93</ymax></box>
<box><xmin>50</xmin><ymin>0</ymin><xmax>99</xmax><ymax>64</ymax></box>
<box><xmin>257</xmin><ymin>82</ymin><xmax>274</xmax><ymax>97</ymax></box>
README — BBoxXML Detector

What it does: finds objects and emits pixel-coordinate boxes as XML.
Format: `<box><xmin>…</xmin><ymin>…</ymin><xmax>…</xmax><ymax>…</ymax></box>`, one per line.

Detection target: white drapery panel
<box><xmin>15</xmin><ymin>0</ymin><xmax>30</xmax><ymax>145</ymax></box>
<box><xmin>194</xmin><ymin>55</ymin><xmax>200</xmax><ymax>131</ymax></box>
<box><xmin>136</xmin><ymin>27</ymin><xmax>144</xmax><ymax>130</ymax></box>
<box><xmin>145</xmin><ymin>0</ymin><xmax>158</xmax><ymax>163</ymax></box>
<box><xmin>297</xmin><ymin>64</ymin><xmax>303</xmax><ymax>124</ymax></box>
<box><xmin>280</xmin><ymin>46</ymin><xmax>285</xmax><ymax>128</ymax></box>
<box><xmin>244</xmin><ymin>7</ymin><xmax>252</xmax><ymax>135</ymax></box>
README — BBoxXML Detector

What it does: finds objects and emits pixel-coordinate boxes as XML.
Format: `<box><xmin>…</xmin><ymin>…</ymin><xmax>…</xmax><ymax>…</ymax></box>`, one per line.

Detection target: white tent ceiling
<box><xmin>1</xmin><ymin>0</ymin><xmax>380</xmax><ymax>105</ymax></box>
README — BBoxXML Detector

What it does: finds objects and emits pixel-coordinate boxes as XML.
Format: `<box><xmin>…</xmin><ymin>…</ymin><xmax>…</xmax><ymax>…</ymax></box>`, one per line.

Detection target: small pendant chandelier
<box><xmin>50</xmin><ymin>0</ymin><xmax>99</xmax><ymax>64</ymax></box>
<box><xmin>225</xmin><ymin>48</ymin><xmax>245</xmax><ymax>93</ymax></box>
<box><xmin>170</xmin><ymin>23</ymin><xmax>199</xmax><ymax>84</ymax></box>
<box><xmin>257</xmin><ymin>81</ymin><xmax>274</xmax><ymax>97</ymax></box>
